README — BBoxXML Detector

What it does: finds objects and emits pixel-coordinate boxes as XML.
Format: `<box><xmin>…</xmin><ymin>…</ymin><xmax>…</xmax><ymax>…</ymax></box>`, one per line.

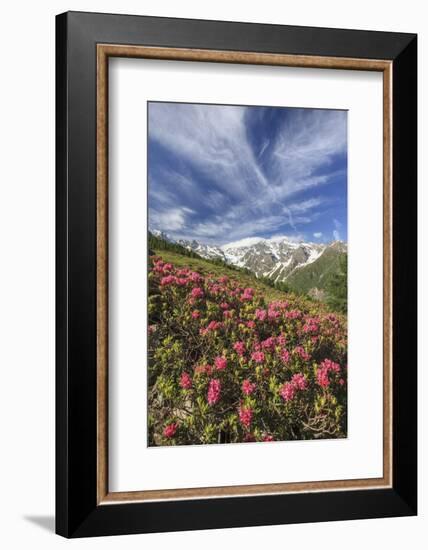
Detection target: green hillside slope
<box><xmin>286</xmin><ymin>248</ymin><xmax>347</xmax><ymax>295</ymax></box>
<box><xmin>151</xmin><ymin>248</ymin><xmax>308</xmax><ymax>304</ymax></box>
<box><xmin>149</xmin><ymin>232</ymin><xmax>347</xmax><ymax>310</ymax></box>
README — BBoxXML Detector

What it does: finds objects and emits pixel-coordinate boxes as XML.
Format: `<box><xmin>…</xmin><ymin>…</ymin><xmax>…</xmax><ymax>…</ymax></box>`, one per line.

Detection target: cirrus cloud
<box><xmin>148</xmin><ymin>102</ymin><xmax>347</xmax><ymax>245</ymax></box>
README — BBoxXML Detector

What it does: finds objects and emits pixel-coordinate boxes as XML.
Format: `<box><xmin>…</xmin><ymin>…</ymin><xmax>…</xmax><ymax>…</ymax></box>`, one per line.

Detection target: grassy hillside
<box><xmin>286</xmin><ymin>248</ymin><xmax>346</xmax><ymax>294</ymax></box>
<box><xmin>152</xmin><ymin>248</ymin><xmax>306</xmax><ymax>304</ymax></box>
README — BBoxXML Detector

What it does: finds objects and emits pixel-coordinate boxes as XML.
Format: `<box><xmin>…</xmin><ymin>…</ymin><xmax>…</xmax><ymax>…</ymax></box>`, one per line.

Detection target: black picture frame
<box><xmin>56</xmin><ymin>11</ymin><xmax>417</xmax><ymax>538</ymax></box>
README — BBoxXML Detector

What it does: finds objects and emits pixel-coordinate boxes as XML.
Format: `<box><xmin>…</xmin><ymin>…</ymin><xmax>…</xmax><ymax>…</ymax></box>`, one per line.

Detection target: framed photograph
<box><xmin>56</xmin><ymin>11</ymin><xmax>417</xmax><ymax>538</ymax></box>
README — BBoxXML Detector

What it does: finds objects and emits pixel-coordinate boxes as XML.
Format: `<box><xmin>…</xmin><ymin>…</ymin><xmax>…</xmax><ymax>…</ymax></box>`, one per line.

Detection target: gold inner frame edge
<box><xmin>96</xmin><ymin>44</ymin><xmax>393</xmax><ymax>505</ymax></box>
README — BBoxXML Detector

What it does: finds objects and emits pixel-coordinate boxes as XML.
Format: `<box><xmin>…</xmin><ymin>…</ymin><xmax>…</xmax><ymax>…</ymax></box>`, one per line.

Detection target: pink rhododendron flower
<box><xmin>191</xmin><ymin>287</ymin><xmax>204</xmax><ymax>299</ymax></box>
<box><xmin>261</xmin><ymin>337</ymin><xmax>276</xmax><ymax>351</ymax></box>
<box><xmin>323</xmin><ymin>358</ymin><xmax>341</xmax><ymax>372</ymax></box>
<box><xmin>233</xmin><ymin>341</ymin><xmax>245</xmax><ymax>356</ymax></box>
<box><xmin>294</xmin><ymin>346</ymin><xmax>310</xmax><ymax>361</ymax></box>
<box><xmin>189</xmin><ymin>271</ymin><xmax>203</xmax><ymax>283</ymax></box>
<box><xmin>220</xmin><ymin>302</ymin><xmax>229</xmax><ymax>310</ymax></box>
<box><xmin>303</xmin><ymin>317</ymin><xmax>320</xmax><ymax>334</ymax></box>
<box><xmin>280</xmin><ymin>382</ymin><xmax>296</xmax><ymax>402</ymax></box>
<box><xmin>251</xmin><ymin>351</ymin><xmax>265</xmax><ymax>363</ymax></box>
<box><xmin>291</xmin><ymin>373</ymin><xmax>308</xmax><ymax>391</ymax></box>
<box><xmin>277</xmin><ymin>334</ymin><xmax>287</xmax><ymax>346</ymax></box>
<box><xmin>191</xmin><ymin>310</ymin><xmax>200</xmax><ymax>319</ymax></box>
<box><xmin>255</xmin><ymin>308</ymin><xmax>267</xmax><ymax>321</ymax></box>
<box><xmin>207</xmin><ymin>320</ymin><xmax>222</xmax><ymax>331</ymax></box>
<box><xmin>163</xmin><ymin>422</ymin><xmax>178</xmax><ymax>438</ymax></box>
<box><xmin>153</xmin><ymin>260</ymin><xmax>165</xmax><ymax>273</ymax></box>
<box><xmin>207</xmin><ymin>379</ymin><xmax>221</xmax><ymax>405</ymax></box>
<box><xmin>280</xmin><ymin>373</ymin><xmax>307</xmax><ymax>401</ymax></box>
<box><xmin>239</xmin><ymin>406</ymin><xmax>253</xmax><ymax>428</ymax></box>
<box><xmin>270</xmin><ymin>299</ymin><xmax>289</xmax><ymax>310</ymax></box>
<box><xmin>242</xmin><ymin>379</ymin><xmax>256</xmax><ymax>395</ymax></box>
<box><xmin>280</xmin><ymin>349</ymin><xmax>290</xmax><ymax>364</ymax></box>
<box><xmin>316</xmin><ymin>359</ymin><xmax>341</xmax><ymax>388</ymax></box>
<box><xmin>246</xmin><ymin>320</ymin><xmax>256</xmax><ymax>329</ymax></box>
<box><xmin>214</xmin><ymin>356</ymin><xmax>227</xmax><ymax>370</ymax></box>
<box><xmin>263</xmin><ymin>434</ymin><xmax>274</xmax><ymax>442</ymax></box>
<box><xmin>241</xmin><ymin>287</ymin><xmax>254</xmax><ymax>301</ymax></box>
<box><xmin>316</xmin><ymin>369</ymin><xmax>330</xmax><ymax>388</ymax></box>
<box><xmin>163</xmin><ymin>263</ymin><xmax>173</xmax><ymax>272</ymax></box>
<box><xmin>285</xmin><ymin>309</ymin><xmax>301</xmax><ymax>319</ymax></box>
<box><xmin>179</xmin><ymin>372</ymin><xmax>192</xmax><ymax>389</ymax></box>
<box><xmin>267</xmin><ymin>308</ymin><xmax>281</xmax><ymax>320</ymax></box>
<box><xmin>223</xmin><ymin>310</ymin><xmax>233</xmax><ymax>318</ymax></box>
<box><xmin>160</xmin><ymin>275</ymin><xmax>176</xmax><ymax>286</ymax></box>
<box><xmin>209</xmin><ymin>283</ymin><xmax>222</xmax><ymax>295</ymax></box>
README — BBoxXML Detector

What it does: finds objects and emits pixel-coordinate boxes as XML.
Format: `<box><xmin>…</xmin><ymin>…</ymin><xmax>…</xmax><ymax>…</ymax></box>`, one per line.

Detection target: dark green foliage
<box><xmin>325</xmin><ymin>254</ymin><xmax>347</xmax><ymax>313</ymax></box>
<box><xmin>258</xmin><ymin>276</ymin><xmax>294</xmax><ymax>294</ymax></box>
<box><xmin>287</xmin><ymin>248</ymin><xmax>347</xmax><ymax>296</ymax></box>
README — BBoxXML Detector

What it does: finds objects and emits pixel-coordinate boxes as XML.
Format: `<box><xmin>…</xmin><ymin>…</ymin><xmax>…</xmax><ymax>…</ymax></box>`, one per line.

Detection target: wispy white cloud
<box><xmin>287</xmin><ymin>197</ymin><xmax>325</xmax><ymax>213</ymax></box>
<box><xmin>222</xmin><ymin>233</ymin><xmax>304</xmax><ymax>250</ymax></box>
<box><xmin>149</xmin><ymin>207</ymin><xmax>194</xmax><ymax>232</ymax></box>
<box><xmin>332</xmin><ymin>218</ymin><xmax>342</xmax><ymax>240</ymax></box>
<box><xmin>258</xmin><ymin>139</ymin><xmax>270</xmax><ymax>158</ymax></box>
<box><xmin>222</xmin><ymin>237</ymin><xmax>264</xmax><ymax>249</ymax></box>
<box><xmin>149</xmin><ymin>103</ymin><xmax>267</xmax><ymax>200</ymax></box>
<box><xmin>313</xmin><ymin>232</ymin><xmax>323</xmax><ymax>239</ymax></box>
<box><xmin>148</xmin><ymin>103</ymin><xmax>347</xmax><ymax>244</ymax></box>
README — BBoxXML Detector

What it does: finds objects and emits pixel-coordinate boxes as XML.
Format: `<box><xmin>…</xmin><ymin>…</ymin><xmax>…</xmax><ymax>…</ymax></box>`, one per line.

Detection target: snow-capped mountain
<box><xmin>150</xmin><ymin>229</ymin><xmax>347</xmax><ymax>284</ymax></box>
<box><xmin>222</xmin><ymin>237</ymin><xmax>327</xmax><ymax>282</ymax></box>
<box><xmin>176</xmin><ymin>239</ymin><xmax>225</xmax><ymax>261</ymax></box>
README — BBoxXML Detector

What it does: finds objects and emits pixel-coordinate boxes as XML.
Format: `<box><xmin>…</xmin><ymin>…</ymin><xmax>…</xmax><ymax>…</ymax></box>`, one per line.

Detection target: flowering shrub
<box><xmin>148</xmin><ymin>256</ymin><xmax>347</xmax><ymax>446</ymax></box>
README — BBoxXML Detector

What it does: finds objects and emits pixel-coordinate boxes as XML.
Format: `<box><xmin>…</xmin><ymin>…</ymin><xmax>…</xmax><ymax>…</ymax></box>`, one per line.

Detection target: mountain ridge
<box><xmin>150</xmin><ymin>229</ymin><xmax>347</xmax><ymax>294</ymax></box>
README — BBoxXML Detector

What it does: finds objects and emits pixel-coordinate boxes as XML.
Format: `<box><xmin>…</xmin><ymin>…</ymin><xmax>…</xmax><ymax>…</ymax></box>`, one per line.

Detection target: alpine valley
<box><xmin>149</xmin><ymin>230</ymin><xmax>347</xmax><ymax>299</ymax></box>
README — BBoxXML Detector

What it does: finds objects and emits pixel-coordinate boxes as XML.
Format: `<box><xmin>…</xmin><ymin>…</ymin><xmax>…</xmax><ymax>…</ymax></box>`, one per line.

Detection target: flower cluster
<box><xmin>242</xmin><ymin>379</ymin><xmax>256</xmax><ymax>395</ymax></box>
<box><xmin>179</xmin><ymin>371</ymin><xmax>192</xmax><ymax>390</ymax></box>
<box><xmin>214</xmin><ymin>356</ymin><xmax>227</xmax><ymax>370</ymax></box>
<box><xmin>148</xmin><ymin>256</ymin><xmax>347</xmax><ymax>446</ymax></box>
<box><xmin>163</xmin><ymin>422</ymin><xmax>178</xmax><ymax>438</ymax></box>
<box><xmin>238</xmin><ymin>406</ymin><xmax>253</xmax><ymax>429</ymax></box>
<box><xmin>316</xmin><ymin>358</ymin><xmax>341</xmax><ymax>388</ymax></box>
<box><xmin>279</xmin><ymin>373</ymin><xmax>308</xmax><ymax>402</ymax></box>
<box><xmin>207</xmin><ymin>378</ymin><xmax>221</xmax><ymax>405</ymax></box>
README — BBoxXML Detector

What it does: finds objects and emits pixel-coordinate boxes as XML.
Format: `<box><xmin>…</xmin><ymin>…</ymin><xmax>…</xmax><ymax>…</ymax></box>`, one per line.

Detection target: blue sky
<box><xmin>148</xmin><ymin>102</ymin><xmax>347</xmax><ymax>246</ymax></box>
